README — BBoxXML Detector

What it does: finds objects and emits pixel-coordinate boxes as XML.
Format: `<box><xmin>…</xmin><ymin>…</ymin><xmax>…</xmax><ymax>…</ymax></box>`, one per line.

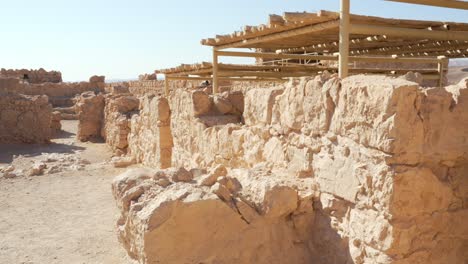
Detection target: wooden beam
<box><xmin>218</xmin><ymin>71</ymin><xmax>320</xmax><ymax>78</ymax></box>
<box><xmin>213</xmin><ymin>19</ymin><xmax>340</xmax><ymax>50</ymax></box>
<box><xmin>212</xmin><ymin>49</ymin><xmax>219</xmax><ymax>94</ymax></box>
<box><xmin>339</xmin><ymin>0</ymin><xmax>350</xmax><ymax>78</ymax></box>
<box><xmin>351</xmin><ymin>24</ymin><xmax>468</xmax><ymax>41</ymax></box>
<box><xmin>217</xmin><ymin>50</ymin><xmax>338</xmax><ymax>60</ymax></box>
<box><xmin>385</xmin><ymin>0</ymin><xmax>468</xmax><ymax>10</ymax></box>
<box><xmin>349</xmin><ymin>55</ymin><xmax>440</xmax><ymax>64</ymax></box>
<box><xmin>352</xmin><ymin>40</ymin><xmax>468</xmax><ymax>56</ymax></box>
<box><xmin>166</xmin><ymin>75</ymin><xmax>286</xmax><ymax>82</ymax></box>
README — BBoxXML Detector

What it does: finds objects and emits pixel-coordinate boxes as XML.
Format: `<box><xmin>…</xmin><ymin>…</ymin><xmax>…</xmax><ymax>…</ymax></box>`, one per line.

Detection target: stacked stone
<box><xmin>0</xmin><ymin>93</ymin><xmax>52</xmax><ymax>143</ymax></box>
<box><xmin>112</xmin><ymin>75</ymin><xmax>468</xmax><ymax>264</ymax></box>
<box><xmin>102</xmin><ymin>95</ymin><xmax>139</xmax><ymax>154</ymax></box>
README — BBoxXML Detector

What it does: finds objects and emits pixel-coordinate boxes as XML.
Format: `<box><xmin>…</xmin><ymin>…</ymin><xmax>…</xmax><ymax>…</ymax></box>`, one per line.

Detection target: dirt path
<box><xmin>0</xmin><ymin>121</ymin><xmax>136</xmax><ymax>264</ymax></box>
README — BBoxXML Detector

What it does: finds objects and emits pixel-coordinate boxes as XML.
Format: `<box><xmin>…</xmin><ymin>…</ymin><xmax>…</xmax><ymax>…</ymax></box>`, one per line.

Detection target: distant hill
<box><xmin>447</xmin><ymin>66</ymin><xmax>468</xmax><ymax>85</ymax></box>
<box><xmin>449</xmin><ymin>58</ymin><xmax>468</xmax><ymax>67</ymax></box>
<box><xmin>106</xmin><ymin>78</ymin><xmax>137</xmax><ymax>83</ymax></box>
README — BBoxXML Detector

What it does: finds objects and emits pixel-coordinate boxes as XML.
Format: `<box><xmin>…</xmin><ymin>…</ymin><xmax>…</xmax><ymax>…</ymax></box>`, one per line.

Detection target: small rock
<box><xmin>28</xmin><ymin>162</ymin><xmax>47</xmax><ymax>176</ymax></box>
<box><xmin>217</xmin><ymin>176</ymin><xmax>242</xmax><ymax>194</ymax></box>
<box><xmin>190</xmin><ymin>168</ymin><xmax>207</xmax><ymax>178</ymax></box>
<box><xmin>153</xmin><ymin>170</ymin><xmax>168</xmax><ymax>180</ymax></box>
<box><xmin>156</xmin><ymin>178</ymin><xmax>171</xmax><ymax>187</ymax></box>
<box><xmin>70</xmin><ymin>164</ymin><xmax>84</xmax><ymax>171</ymax></box>
<box><xmin>171</xmin><ymin>167</ymin><xmax>193</xmax><ymax>183</ymax></box>
<box><xmin>211</xmin><ymin>182</ymin><xmax>232</xmax><ymax>201</ymax></box>
<box><xmin>4</xmin><ymin>165</ymin><xmax>15</xmax><ymax>173</ymax></box>
<box><xmin>114</xmin><ymin>149</ymin><xmax>125</xmax><ymax>157</ymax></box>
<box><xmin>399</xmin><ymin>71</ymin><xmax>423</xmax><ymax>85</ymax></box>
<box><xmin>111</xmin><ymin>156</ymin><xmax>136</xmax><ymax>168</ymax></box>
<box><xmin>199</xmin><ymin>165</ymin><xmax>227</xmax><ymax>187</ymax></box>
<box><xmin>4</xmin><ymin>172</ymin><xmax>17</xmax><ymax>179</ymax></box>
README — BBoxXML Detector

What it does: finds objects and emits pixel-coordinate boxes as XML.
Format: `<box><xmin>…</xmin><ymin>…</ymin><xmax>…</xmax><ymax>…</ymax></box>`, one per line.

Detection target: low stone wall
<box><xmin>127</xmin><ymin>80</ymin><xmax>165</xmax><ymax>96</ymax></box>
<box><xmin>0</xmin><ymin>68</ymin><xmax>62</xmax><ymax>83</ymax></box>
<box><xmin>0</xmin><ymin>74</ymin><xmax>105</xmax><ymax>107</ymax></box>
<box><xmin>0</xmin><ymin>93</ymin><xmax>52</xmax><ymax>143</ymax></box>
<box><xmin>112</xmin><ymin>74</ymin><xmax>468</xmax><ymax>263</ymax></box>
<box><xmin>102</xmin><ymin>94</ymin><xmax>139</xmax><ymax>154</ymax></box>
<box><xmin>76</xmin><ymin>92</ymin><xmax>105</xmax><ymax>142</ymax></box>
<box><xmin>127</xmin><ymin>96</ymin><xmax>173</xmax><ymax>168</ymax></box>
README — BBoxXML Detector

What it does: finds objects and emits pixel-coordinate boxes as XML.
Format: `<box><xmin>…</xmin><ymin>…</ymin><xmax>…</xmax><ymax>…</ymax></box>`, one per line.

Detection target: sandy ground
<box><xmin>0</xmin><ymin>121</ymin><xmax>136</xmax><ymax>264</ymax></box>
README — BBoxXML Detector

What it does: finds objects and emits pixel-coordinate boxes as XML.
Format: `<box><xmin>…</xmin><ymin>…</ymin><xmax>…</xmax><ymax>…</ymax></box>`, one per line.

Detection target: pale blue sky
<box><xmin>1</xmin><ymin>0</ymin><xmax>466</xmax><ymax>81</ymax></box>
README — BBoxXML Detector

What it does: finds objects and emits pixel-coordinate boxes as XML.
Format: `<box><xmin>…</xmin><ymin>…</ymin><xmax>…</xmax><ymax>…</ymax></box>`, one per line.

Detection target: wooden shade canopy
<box><xmin>200</xmin><ymin>10</ymin><xmax>468</xmax><ymax>57</ymax></box>
<box><xmin>160</xmin><ymin>2</ymin><xmax>467</xmax><ymax>95</ymax></box>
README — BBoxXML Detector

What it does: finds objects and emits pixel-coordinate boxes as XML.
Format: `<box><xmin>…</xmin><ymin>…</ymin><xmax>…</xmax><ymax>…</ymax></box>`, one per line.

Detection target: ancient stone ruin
<box><xmin>1</xmin><ymin>3</ymin><xmax>468</xmax><ymax>264</ymax></box>
<box><xmin>108</xmin><ymin>74</ymin><xmax>468</xmax><ymax>264</ymax></box>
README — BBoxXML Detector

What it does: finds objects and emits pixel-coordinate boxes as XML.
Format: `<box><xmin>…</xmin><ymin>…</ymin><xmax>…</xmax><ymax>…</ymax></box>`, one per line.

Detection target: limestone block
<box><xmin>192</xmin><ymin>90</ymin><xmax>212</xmax><ymax>117</ymax></box>
<box><xmin>76</xmin><ymin>92</ymin><xmax>105</xmax><ymax>142</ymax></box>
<box><xmin>128</xmin><ymin>96</ymin><xmax>173</xmax><ymax>169</ymax></box>
<box><xmin>0</xmin><ymin>93</ymin><xmax>52</xmax><ymax>143</ymax></box>
<box><xmin>244</xmin><ymin>88</ymin><xmax>283</xmax><ymax>126</ymax></box>
<box><xmin>112</xmin><ymin>167</ymin><xmax>315</xmax><ymax>264</ymax></box>
<box><xmin>213</xmin><ymin>95</ymin><xmax>233</xmax><ymax>114</ymax></box>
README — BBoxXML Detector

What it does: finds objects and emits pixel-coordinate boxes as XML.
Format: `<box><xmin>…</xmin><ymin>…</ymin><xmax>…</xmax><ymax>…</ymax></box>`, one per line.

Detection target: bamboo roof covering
<box><xmin>156</xmin><ymin>62</ymin><xmax>441</xmax><ymax>77</ymax></box>
<box><xmin>200</xmin><ymin>10</ymin><xmax>468</xmax><ymax>58</ymax></box>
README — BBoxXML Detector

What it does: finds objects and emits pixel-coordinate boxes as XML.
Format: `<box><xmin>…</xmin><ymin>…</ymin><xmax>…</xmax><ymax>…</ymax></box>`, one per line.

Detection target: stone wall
<box><xmin>112</xmin><ymin>75</ymin><xmax>468</xmax><ymax>263</ymax></box>
<box><xmin>127</xmin><ymin>96</ymin><xmax>173</xmax><ymax>168</ymax></box>
<box><xmin>0</xmin><ymin>74</ymin><xmax>105</xmax><ymax>107</ymax></box>
<box><xmin>126</xmin><ymin>79</ymin><xmax>211</xmax><ymax>96</ymax></box>
<box><xmin>76</xmin><ymin>92</ymin><xmax>105</xmax><ymax>142</ymax></box>
<box><xmin>0</xmin><ymin>93</ymin><xmax>52</xmax><ymax>143</ymax></box>
<box><xmin>0</xmin><ymin>68</ymin><xmax>62</xmax><ymax>83</ymax></box>
<box><xmin>102</xmin><ymin>94</ymin><xmax>139</xmax><ymax>154</ymax></box>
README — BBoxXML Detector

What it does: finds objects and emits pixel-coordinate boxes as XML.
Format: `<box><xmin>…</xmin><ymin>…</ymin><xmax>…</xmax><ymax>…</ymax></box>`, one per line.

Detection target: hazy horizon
<box><xmin>1</xmin><ymin>0</ymin><xmax>467</xmax><ymax>82</ymax></box>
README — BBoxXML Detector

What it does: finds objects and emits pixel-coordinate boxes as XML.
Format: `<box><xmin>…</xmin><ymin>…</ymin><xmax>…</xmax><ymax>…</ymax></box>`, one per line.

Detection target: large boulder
<box><xmin>112</xmin><ymin>167</ymin><xmax>315</xmax><ymax>264</ymax></box>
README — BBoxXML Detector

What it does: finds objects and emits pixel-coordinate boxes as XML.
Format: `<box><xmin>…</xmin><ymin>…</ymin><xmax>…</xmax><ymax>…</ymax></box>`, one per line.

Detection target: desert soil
<box><xmin>0</xmin><ymin>120</ymin><xmax>136</xmax><ymax>264</ymax></box>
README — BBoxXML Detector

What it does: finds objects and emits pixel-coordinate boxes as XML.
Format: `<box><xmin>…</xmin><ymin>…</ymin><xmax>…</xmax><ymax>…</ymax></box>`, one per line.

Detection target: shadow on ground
<box><xmin>0</xmin><ymin>143</ymin><xmax>85</xmax><ymax>164</ymax></box>
<box><xmin>0</xmin><ymin>127</ymin><xmax>84</xmax><ymax>164</ymax></box>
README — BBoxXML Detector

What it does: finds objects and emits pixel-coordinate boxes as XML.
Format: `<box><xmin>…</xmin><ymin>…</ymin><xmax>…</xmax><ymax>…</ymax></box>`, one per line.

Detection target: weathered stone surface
<box><xmin>76</xmin><ymin>92</ymin><xmax>105</xmax><ymax>141</ymax></box>
<box><xmin>50</xmin><ymin>111</ymin><xmax>62</xmax><ymax>136</ymax></box>
<box><xmin>112</xmin><ymin>167</ymin><xmax>315</xmax><ymax>264</ymax></box>
<box><xmin>213</xmin><ymin>95</ymin><xmax>233</xmax><ymax>114</ymax></box>
<box><xmin>102</xmin><ymin>95</ymin><xmax>139</xmax><ymax>153</ymax></box>
<box><xmin>199</xmin><ymin>164</ymin><xmax>227</xmax><ymax>186</ymax></box>
<box><xmin>192</xmin><ymin>90</ymin><xmax>212</xmax><ymax>117</ymax></box>
<box><xmin>244</xmin><ymin>88</ymin><xmax>283</xmax><ymax>126</ymax></box>
<box><xmin>127</xmin><ymin>96</ymin><xmax>173</xmax><ymax>169</ymax></box>
<box><xmin>0</xmin><ymin>93</ymin><xmax>52</xmax><ymax>143</ymax></box>
<box><xmin>111</xmin><ymin>74</ymin><xmax>468</xmax><ymax>264</ymax></box>
<box><xmin>0</xmin><ymin>68</ymin><xmax>62</xmax><ymax>83</ymax></box>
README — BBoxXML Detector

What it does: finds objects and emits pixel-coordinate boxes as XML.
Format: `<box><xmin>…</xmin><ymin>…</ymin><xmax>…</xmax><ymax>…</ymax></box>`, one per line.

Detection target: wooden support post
<box><xmin>164</xmin><ymin>75</ymin><xmax>170</xmax><ymax>96</ymax></box>
<box><xmin>339</xmin><ymin>0</ymin><xmax>350</xmax><ymax>79</ymax></box>
<box><xmin>212</xmin><ymin>49</ymin><xmax>219</xmax><ymax>94</ymax></box>
<box><xmin>437</xmin><ymin>56</ymin><xmax>448</xmax><ymax>88</ymax></box>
